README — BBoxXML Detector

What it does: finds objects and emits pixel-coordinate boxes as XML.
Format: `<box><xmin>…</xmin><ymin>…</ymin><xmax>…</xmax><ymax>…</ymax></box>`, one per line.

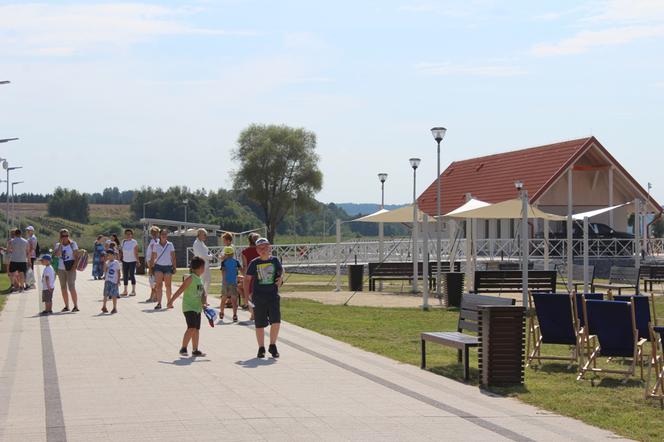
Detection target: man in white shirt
<box><xmin>193</xmin><ymin>228</ymin><xmax>212</xmax><ymax>291</ymax></box>
<box><xmin>145</xmin><ymin>226</ymin><xmax>160</xmax><ymax>302</ymax></box>
<box><xmin>26</xmin><ymin>226</ymin><xmax>38</xmax><ymax>269</ymax></box>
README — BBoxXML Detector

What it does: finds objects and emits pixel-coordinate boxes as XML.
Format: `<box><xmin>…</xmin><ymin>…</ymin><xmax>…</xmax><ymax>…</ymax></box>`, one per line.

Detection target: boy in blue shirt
<box><xmin>219</xmin><ymin>246</ymin><xmax>241</xmax><ymax>322</ymax></box>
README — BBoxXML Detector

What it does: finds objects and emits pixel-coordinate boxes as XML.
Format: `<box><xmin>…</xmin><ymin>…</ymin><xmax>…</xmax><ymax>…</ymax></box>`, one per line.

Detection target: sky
<box><xmin>1</xmin><ymin>0</ymin><xmax>663</xmax><ymax>206</ymax></box>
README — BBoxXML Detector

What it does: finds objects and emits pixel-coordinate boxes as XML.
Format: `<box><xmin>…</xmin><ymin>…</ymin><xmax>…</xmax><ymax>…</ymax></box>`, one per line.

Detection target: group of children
<box><xmin>38</xmin><ymin>231</ymin><xmax>284</xmax><ymax>360</ymax></box>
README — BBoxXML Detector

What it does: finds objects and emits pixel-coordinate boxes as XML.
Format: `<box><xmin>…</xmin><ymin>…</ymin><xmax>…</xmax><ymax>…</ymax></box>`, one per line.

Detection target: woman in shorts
<box><xmin>150</xmin><ymin>228</ymin><xmax>176</xmax><ymax>310</ymax></box>
<box><xmin>54</xmin><ymin>229</ymin><xmax>80</xmax><ymax>312</ymax></box>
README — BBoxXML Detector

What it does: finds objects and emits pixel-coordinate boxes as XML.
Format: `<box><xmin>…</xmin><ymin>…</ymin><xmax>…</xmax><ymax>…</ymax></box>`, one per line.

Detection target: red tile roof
<box><xmin>418</xmin><ymin>137</ymin><xmax>594</xmax><ymax>215</ymax></box>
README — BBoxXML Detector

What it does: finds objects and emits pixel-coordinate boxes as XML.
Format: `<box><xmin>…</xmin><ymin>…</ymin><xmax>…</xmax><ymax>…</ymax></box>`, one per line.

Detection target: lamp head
<box><xmin>2</xmin><ymin>160</ymin><xmax>7</xmax><ymax>170</ymax></box>
<box><xmin>378</xmin><ymin>173</ymin><xmax>388</xmax><ymax>183</ymax></box>
<box><xmin>409</xmin><ymin>158</ymin><xmax>421</xmax><ymax>170</ymax></box>
<box><xmin>430</xmin><ymin>127</ymin><xmax>447</xmax><ymax>143</ymax></box>
<box><xmin>514</xmin><ymin>180</ymin><xmax>524</xmax><ymax>191</ymax></box>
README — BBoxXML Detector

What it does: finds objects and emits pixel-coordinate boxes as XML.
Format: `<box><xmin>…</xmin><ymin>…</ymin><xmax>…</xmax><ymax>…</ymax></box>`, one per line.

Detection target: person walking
<box><xmin>8</xmin><ymin>228</ymin><xmax>30</xmax><ymax>292</ymax></box>
<box><xmin>145</xmin><ymin>225</ymin><xmax>160</xmax><ymax>302</ymax></box>
<box><xmin>150</xmin><ymin>228</ymin><xmax>176</xmax><ymax>310</ymax></box>
<box><xmin>26</xmin><ymin>226</ymin><xmax>38</xmax><ymax>269</ymax></box>
<box><xmin>54</xmin><ymin>228</ymin><xmax>80</xmax><ymax>312</ymax></box>
<box><xmin>241</xmin><ymin>232</ymin><xmax>260</xmax><ymax>311</ymax></box>
<box><xmin>92</xmin><ymin>235</ymin><xmax>106</xmax><ymax>280</ymax></box>
<box><xmin>244</xmin><ymin>237</ymin><xmax>284</xmax><ymax>359</ymax></box>
<box><xmin>168</xmin><ymin>256</ymin><xmax>207</xmax><ymax>357</ymax></box>
<box><xmin>192</xmin><ymin>228</ymin><xmax>212</xmax><ymax>292</ymax></box>
<box><xmin>120</xmin><ymin>229</ymin><xmax>138</xmax><ymax>296</ymax></box>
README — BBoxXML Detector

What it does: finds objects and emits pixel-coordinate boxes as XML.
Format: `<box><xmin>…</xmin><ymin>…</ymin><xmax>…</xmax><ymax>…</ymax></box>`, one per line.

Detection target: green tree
<box><xmin>47</xmin><ymin>187</ymin><xmax>90</xmax><ymax>223</ymax></box>
<box><xmin>233</xmin><ymin>124</ymin><xmax>323</xmax><ymax>242</ymax></box>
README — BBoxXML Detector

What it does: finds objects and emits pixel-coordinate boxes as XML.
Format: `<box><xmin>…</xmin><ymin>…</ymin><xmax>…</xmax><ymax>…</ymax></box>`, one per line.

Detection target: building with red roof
<box><xmin>417</xmin><ymin>136</ymin><xmax>660</xmax><ymax>239</ymax></box>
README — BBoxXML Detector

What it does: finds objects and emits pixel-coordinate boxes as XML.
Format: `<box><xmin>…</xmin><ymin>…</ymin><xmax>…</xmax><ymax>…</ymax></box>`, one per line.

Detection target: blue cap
<box><xmin>41</xmin><ymin>254</ymin><xmax>52</xmax><ymax>261</ymax></box>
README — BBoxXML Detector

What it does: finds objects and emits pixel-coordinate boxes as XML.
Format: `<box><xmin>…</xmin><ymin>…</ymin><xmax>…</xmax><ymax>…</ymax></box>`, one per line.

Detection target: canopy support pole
<box><xmin>608</xmin><ymin>167</ymin><xmax>614</xmax><ymax>227</ymax></box>
<box><xmin>521</xmin><ymin>189</ymin><xmax>529</xmax><ymax>307</ymax></box>
<box><xmin>335</xmin><ymin>219</ymin><xmax>341</xmax><ymax>292</ymax></box>
<box><xmin>465</xmin><ymin>219</ymin><xmax>472</xmax><ymax>292</ymax></box>
<box><xmin>412</xmin><ymin>209</ymin><xmax>419</xmax><ymax>294</ymax></box>
<box><xmin>567</xmin><ymin>168</ymin><xmax>574</xmax><ymax>293</ymax></box>
<box><xmin>543</xmin><ymin>219</ymin><xmax>550</xmax><ymax>271</ymax></box>
<box><xmin>378</xmin><ymin>221</ymin><xmax>384</xmax><ymax>291</ymax></box>
<box><xmin>583</xmin><ymin>216</ymin><xmax>589</xmax><ymax>294</ymax></box>
<box><xmin>422</xmin><ymin>214</ymin><xmax>430</xmax><ymax>309</ymax></box>
<box><xmin>635</xmin><ymin>199</ymin><xmax>641</xmax><ymax>294</ymax></box>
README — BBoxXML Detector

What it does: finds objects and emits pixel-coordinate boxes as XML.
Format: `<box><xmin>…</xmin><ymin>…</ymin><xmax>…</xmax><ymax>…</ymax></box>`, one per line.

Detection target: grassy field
<box><xmin>280</xmin><ymin>297</ymin><xmax>664</xmax><ymax>442</ymax></box>
<box><xmin>0</xmin><ymin>273</ymin><xmax>10</xmax><ymax>312</ymax></box>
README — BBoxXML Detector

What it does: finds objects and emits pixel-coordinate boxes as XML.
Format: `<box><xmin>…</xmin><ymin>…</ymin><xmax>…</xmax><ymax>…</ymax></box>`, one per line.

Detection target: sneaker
<box><xmin>61</xmin><ymin>306</ymin><xmax>70</xmax><ymax>312</ymax></box>
<box><xmin>179</xmin><ymin>347</ymin><xmax>188</xmax><ymax>356</ymax></box>
<box><xmin>241</xmin><ymin>304</ymin><xmax>248</xmax><ymax>310</ymax></box>
<box><xmin>192</xmin><ymin>350</ymin><xmax>206</xmax><ymax>357</ymax></box>
<box><xmin>154</xmin><ymin>304</ymin><xmax>162</xmax><ymax>310</ymax></box>
<box><xmin>268</xmin><ymin>344</ymin><xmax>280</xmax><ymax>358</ymax></box>
<box><xmin>232</xmin><ymin>315</ymin><xmax>238</xmax><ymax>322</ymax></box>
<box><xmin>40</xmin><ymin>310</ymin><xmax>50</xmax><ymax>316</ymax></box>
<box><xmin>72</xmin><ymin>306</ymin><xmax>79</xmax><ymax>312</ymax></box>
<box><xmin>129</xmin><ymin>292</ymin><xmax>136</xmax><ymax>297</ymax></box>
<box><xmin>111</xmin><ymin>308</ymin><xmax>117</xmax><ymax>314</ymax></box>
<box><xmin>101</xmin><ymin>307</ymin><xmax>108</xmax><ymax>313</ymax></box>
<box><xmin>257</xmin><ymin>346</ymin><xmax>266</xmax><ymax>358</ymax></box>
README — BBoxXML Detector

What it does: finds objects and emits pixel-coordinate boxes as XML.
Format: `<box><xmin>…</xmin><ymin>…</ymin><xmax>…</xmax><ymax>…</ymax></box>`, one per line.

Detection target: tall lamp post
<box><xmin>410</xmin><ymin>158</ymin><xmax>421</xmax><ymax>293</ymax></box>
<box><xmin>3</xmin><ymin>161</ymin><xmax>22</xmax><ymax>236</ymax></box>
<box><xmin>515</xmin><ymin>180</ymin><xmax>528</xmax><ymax>307</ymax></box>
<box><xmin>644</xmin><ymin>182</ymin><xmax>652</xmax><ymax>256</ymax></box>
<box><xmin>11</xmin><ymin>181</ymin><xmax>23</xmax><ymax>228</ymax></box>
<box><xmin>378</xmin><ymin>173</ymin><xmax>388</xmax><ymax>290</ymax></box>
<box><xmin>182</xmin><ymin>199</ymin><xmax>188</xmax><ymax>224</ymax></box>
<box><xmin>430</xmin><ymin>127</ymin><xmax>447</xmax><ymax>302</ymax></box>
<box><xmin>291</xmin><ymin>191</ymin><xmax>297</xmax><ymax>244</ymax></box>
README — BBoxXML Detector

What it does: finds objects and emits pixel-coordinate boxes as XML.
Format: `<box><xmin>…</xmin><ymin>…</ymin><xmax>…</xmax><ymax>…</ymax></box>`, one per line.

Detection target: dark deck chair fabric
<box><xmin>532</xmin><ymin>293</ymin><xmax>576</xmax><ymax>345</ymax></box>
<box><xmin>575</xmin><ymin>292</ymin><xmax>604</xmax><ymax>329</ymax></box>
<box><xmin>613</xmin><ymin>295</ymin><xmax>651</xmax><ymax>340</ymax></box>
<box><xmin>586</xmin><ymin>300</ymin><xmax>635</xmax><ymax>357</ymax></box>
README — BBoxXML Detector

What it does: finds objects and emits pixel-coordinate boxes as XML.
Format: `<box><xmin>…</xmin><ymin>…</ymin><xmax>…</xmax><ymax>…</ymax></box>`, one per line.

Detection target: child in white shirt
<box><xmin>40</xmin><ymin>254</ymin><xmax>56</xmax><ymax>315</ymax></box>
<box><xmin>102</xmin><ymin>251</ymin><xmax>122</xmax><ymax>314</ymax></box>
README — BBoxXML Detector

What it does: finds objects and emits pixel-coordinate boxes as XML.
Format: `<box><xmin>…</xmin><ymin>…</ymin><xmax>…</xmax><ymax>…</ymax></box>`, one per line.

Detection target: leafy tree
<box><xmin>233</xmin><ymin>124</ymin><xmax>323</xmax><ymax>242</ymax></box>
<box><xmin>47</xmin><ymin>187</ymin><xmax>90</xmax><ymax>223</ymax></box>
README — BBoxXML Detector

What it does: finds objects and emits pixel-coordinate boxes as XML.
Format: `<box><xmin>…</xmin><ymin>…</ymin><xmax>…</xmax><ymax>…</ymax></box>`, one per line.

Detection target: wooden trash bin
<box><xmin>478</xmin><ymin>305</ymin><xmax>526</xmax><ymax>387</ymax></box>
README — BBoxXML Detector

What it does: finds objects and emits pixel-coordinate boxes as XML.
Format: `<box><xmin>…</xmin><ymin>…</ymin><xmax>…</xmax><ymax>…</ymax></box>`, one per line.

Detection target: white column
<box><xmin>412</xmin><ymin>212</ymin><xmax>419</xmax><ymax>293</ymax></box>
<box><xmin>335</xmin><ymin>219</ymin><xmax>341</xmax><ymax>291</ymax></box>
<box><xmin>583</xmin><ymin>216</ymin><xmax>589</xmax><ymax>294</ymax></box>
<box><xmin>521</xmin><ymin>190</ymin><xmax>529</xmax><ymax>307</ymax></box>
<box><xmin>543</xmin><ymin>219</ymin><xmax>550</xmax><ymax>271</ymax></box>
<box><xmin>465</xmin><ymin>219</ymin><xmax>473</xmax><ymax>292</ymax></box>
<box><xmin>422</xmin><ymin>214</ymin><xmax>430</xmax><ymax>309</ymax></box>
<box><xmin>567</xmin><ymin>168</ymin><xmax>574</xmax><ymax>293</ymax></box>
<box><xmin>608</xmin><ymin>167</ymin><xmax>614</xmax><ymax>227</ymax></box>
<box><xmin>634</xmin><ymin>199</ymin><xmax>641</xmax><ymax>294</ymax></box>
<box><xmin>378</xmin><ymin>221</ymin><xmax>384</xmax><ymax>290</ymax></box>
<box><xmin>449</xmin><ymin>219</ymin><xmax>457</xmax><ymax>264</ymax></box>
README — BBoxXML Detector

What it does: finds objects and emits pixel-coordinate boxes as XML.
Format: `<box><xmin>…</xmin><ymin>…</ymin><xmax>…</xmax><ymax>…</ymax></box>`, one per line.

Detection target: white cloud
<box><xmin>589</xmin><ymin>0</ymin><xmax>664</xmax><ymax>23</ymax></box>
<box><xmin>415</xmin><ymin>62</ymin><xmax>527</xmax><ymax>77</ymax></box>
<box><xmin>531</xmin><ymin>25</ymin><xmax>664</xmax><ymax>56</ymax></box>
<box><xmin>0</xmin><ymin>3</ymin><xmax>255</xmax><ymax>57</ymax></box>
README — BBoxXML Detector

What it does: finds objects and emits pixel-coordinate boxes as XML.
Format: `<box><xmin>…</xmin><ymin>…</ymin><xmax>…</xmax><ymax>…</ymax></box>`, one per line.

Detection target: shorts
<box><xmin>222</xmin><ymin>283</ymin><xmax>239</xmax><ymax>299</ymax></box>
<box><xmin>42</xmin><ymin>288</ymin><xmax>54</xmax><ymax>303</ymax></box>
<box><xmin>9</xmin><ymin>262</ymin><xmax>27</xmax><ymax>274</ymax></box>
<box><xmin>253</xmin><ymin>295</ymin><xmax>281</xmax><ymax>328</ymax></box>
<box><xmin>104</xmin><ymin>281</ymin><xmax>120</xmax><ymax>298</ymax></box>
<box><xmin>58</xmin><ymin>269</ymin><xmax>76</xmax><ymax>292</ymax></box>
<box><xmin>153</xmin><ymin>264</ymin><xmax>174</xmax><ymax>275</ymax></box>
<box><xmin>184</xmin><ymin>311</ymin><xmax>201</xmax><ymax>330</ymax></box>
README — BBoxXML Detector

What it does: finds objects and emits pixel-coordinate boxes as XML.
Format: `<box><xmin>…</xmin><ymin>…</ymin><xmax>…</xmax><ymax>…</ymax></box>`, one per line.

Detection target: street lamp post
<box><xmin>2</xmin><ymin>161</ymin><xmax>22</xmax><ymax>236</ymax></box>
<box><xmin>410</xmin><ymin>158</ymin><xmax>421</xmax><ymax>293</ymax></box>
<box><xmin>515</xmin><ymin>180</ymin><xmax>528</xmax><ymax>308</ymax></box>
<box><xmin>291</xmin><ymin>192</ymin><xmax>297</xmax><ymax>244</ymax></box>
<box><xmin>11</xmin><ymin>181</ymin><xmax>23</xmax><ymax>228</ymax></box>
<box><xmin>183</xmin><ymin>199</ymin><xmax>188</xmax><ymax>224</ymax></box>
<box><xmin>430</xmin><ymin>127</ymin><xmax>447</xmax><ymax>303</ymax></box>
<box><xmin>378</xmin><ymin>173</ymin><xmax>388</xmax><ymax>291</ymax></box>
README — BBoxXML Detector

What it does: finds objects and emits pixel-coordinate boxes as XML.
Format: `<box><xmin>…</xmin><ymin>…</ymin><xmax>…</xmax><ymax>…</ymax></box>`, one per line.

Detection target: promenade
<box><xmin>0</xmin><ymin>267</ymin><xmax>628</xmax><ymax>441</ymax></box>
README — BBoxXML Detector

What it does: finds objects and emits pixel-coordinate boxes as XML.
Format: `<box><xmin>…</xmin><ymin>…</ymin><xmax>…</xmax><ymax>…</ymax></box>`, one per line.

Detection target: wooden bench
<box><xmin>641</xmin><ymin>265</ymin><xmax>664</xmax><ymax>292</ymax></box>
<box><xmin>472</xmin><ymin>270</ymin><xmax>557</xmax><ymax>295</ymax></box>
<box><xmin>556</xmin><ymin>263</ymin><xmax>596</xmax><ymax>293</ymax></box>
<box><xmin>367</xmin><ymin>261</ymin><xmax>460</xmax><ymax>291</ymax></box>
<box><xmin>420</xmin><ymin>293</ymin><xmax>515</xmax><ymax>380</ymax></box>
<box><xmin>593</xmin><ymin>266</ymin><xmax>639</xmax><ymax>295</ymax></box>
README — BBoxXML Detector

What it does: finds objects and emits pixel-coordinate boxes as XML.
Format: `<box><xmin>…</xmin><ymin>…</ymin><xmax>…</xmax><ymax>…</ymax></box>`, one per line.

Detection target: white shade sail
<box><xmin>354</xmin><ymin>205</ymin><xmax>436</xmax><ymax>223</ymax></box>
<box><xmin>441</xmin><ymin>198</ymin><xmax>490</xmax><ymax>217</ymax></box>
<box><xmin>572</xmin><ymin>203</ymin><xmax>630</xmax><ymax>220</ymax></box>
<box><xmin>444</xmin><ymin>198</ymin><xmax>567</xmax><ymax>221</ymax></box>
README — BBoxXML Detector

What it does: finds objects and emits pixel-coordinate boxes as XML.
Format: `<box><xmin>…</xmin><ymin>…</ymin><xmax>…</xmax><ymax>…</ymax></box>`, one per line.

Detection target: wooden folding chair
<box><xmin>527</xmin><ymin>292</ymin><xmax>580</xmax><ymax>367</ymax></box>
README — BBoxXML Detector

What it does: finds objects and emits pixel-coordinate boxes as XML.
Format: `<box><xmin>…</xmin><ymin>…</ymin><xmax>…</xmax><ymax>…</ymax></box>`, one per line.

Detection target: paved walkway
<box><xmin>0</xmin><ymin>267</ymin><xmax>629</xmax><ymax>441</ymax></box>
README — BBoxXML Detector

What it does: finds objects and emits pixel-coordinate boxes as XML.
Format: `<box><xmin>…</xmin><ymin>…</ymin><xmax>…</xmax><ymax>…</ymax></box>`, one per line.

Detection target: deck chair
<box><xmin>577</xmin><ymin>298</ymin><xmax>646</xmax><ymax>382</ymax></box>
<box><xmin>613</xmin><ymin>295</ymin><xmax>651</xmax><ymax>340</ymax></box>
<box><xmin>527</xmin><ymin>292</ymin><xmax>579</xmax><ymax>367</ymax></box>
<box><xmin>573</xmin><ymin>292</ymin><xmax>603</xmax><ymax>366</ymax></box>
<box><xmin>646</xmin><ymin>325</ymin><xmax>664</xmax><ymax>407</ymax></box>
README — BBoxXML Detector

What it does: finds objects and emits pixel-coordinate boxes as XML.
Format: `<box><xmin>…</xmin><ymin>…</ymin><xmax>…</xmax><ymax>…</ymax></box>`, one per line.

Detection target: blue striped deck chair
<box><xmin>577</xmin><ymin>298</ymin><xmax>646</xmax><ymax>382</ymax></box>
<box><xmin>527</xmin><ymin>292</ymin><xmax>579</xmax><ymax>367</ymax></box>
<box><xmin>646</xmin><ymin>325</ymin><xmax>664</xmax><ymax>407</ymax></box>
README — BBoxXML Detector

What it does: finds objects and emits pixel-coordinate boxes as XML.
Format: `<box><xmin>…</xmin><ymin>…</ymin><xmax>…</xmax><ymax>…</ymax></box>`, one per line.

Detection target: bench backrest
<box><xmin>368</xmin><ymin>261</ymin><xmax>460</xmax><ymax>276</ymax></box>
<box><xmin>473</xmin><ymin>270</ymin><xmax>557</xmax><ymax>294</ymax></box>
<box><xmin>428</xmin><ymin>261</ymin><xmax>461</xmax><ymax>273</ymax></box>
<box><xmin>608</xmin><ymin>266</ymin><xmax>639</xmax><ymax>285</ymax></box>
<box><xmin>457</xmin><ymin>293</ymin><xmax>515</xmax><ymax>333</ymax></box>
<box><xmin>556</xmin><ymin>263</ymin><xmax>595</xmax><ymax>283</ymax></box>
<box><xmin>644</xmin><ymin>265</ymin><xmax>664</xmax><ymax>279</ymax></box>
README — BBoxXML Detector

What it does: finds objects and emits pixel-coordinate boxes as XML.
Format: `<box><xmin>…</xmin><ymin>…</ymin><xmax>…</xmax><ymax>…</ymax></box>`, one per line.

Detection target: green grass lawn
<box><xmin>0</xmin><ymin>273</ymin><xmax>11</xmax><ymax>312</ymax></box>
<box><xmin>280</xmin><ymin>297</ymin><xmax>664</xmax><ymax>442</ymax></box>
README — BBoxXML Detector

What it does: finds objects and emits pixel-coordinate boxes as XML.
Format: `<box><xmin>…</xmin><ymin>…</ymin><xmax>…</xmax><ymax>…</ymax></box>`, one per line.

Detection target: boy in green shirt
<box><xmin>168</xmin><ymin>256</ymin><xmax>207</xmax><ymax>357</ymax></box>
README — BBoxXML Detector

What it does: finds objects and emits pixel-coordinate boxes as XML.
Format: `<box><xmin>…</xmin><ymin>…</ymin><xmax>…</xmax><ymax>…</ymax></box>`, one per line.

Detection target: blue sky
<box><xmin>1</xmin><ymin>0</ymin><xmax>663</xmax><ymax>205</ymax></box>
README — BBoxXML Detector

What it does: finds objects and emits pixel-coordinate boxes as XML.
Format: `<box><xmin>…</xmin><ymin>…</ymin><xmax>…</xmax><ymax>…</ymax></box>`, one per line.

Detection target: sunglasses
<box><xmin>61</xmin><ymin>234</ymin><xmax>69</xmax><ymax>238</ymax></box>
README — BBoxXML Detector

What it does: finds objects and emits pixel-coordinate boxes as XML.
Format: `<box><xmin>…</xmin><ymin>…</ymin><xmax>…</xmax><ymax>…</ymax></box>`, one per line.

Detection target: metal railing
<box><xmin>187</xmin><ymin>237</ymin><xmax>664</xmax><ymax>267</ymax></box>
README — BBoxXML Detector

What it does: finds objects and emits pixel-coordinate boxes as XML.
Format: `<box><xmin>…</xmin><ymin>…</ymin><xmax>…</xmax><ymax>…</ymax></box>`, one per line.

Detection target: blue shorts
<box><xmin>104</xmin><ymin>281</ymin><xmax>119</xmax><ymax>298</ymax></box>
<box><xmin>153</xmin><ymin>264</ymin><xmax>174</xmax><ymax>275</ymax></box>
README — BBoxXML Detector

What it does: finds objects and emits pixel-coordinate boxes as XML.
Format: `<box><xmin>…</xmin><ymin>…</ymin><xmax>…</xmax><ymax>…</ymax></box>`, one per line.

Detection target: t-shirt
<box><xmin>246</xmin><ymin>257</ymin><xmax>283</xmax><ymax>298</ymax></box>
<box><xmin>121</xmin><ymin>239</ymin><xmax>138</xmax><ymax>263</ymax></box>
<box><xmin>182</xmin><ymin>273</ymin><xmax>205</xmax><ymax>313</ymax></box>
<box><xmin>56</xmin><ymin>241</ymin><xmax>78</xmax><ymax>264</ymax></box>
<box><xmin>152</xmin><ymin>241</ymin><xmax>175</xmax><ymax>266</ymax></box>
<box><xmin>42</xmin><ymin>265</ymin><xmax>56</xmax><ymax>290</ymax></box>
<box><xmin>105</xmin><ymin>260</ymin><xmax>121</xmax><ymax>284</ymax></box>
<box><xmin>221</xmin><ymin>258</ymin><xmax>241</xmax><ymax>285</ymax></box>
<box><xmin>145</xmin><ymin>238</ymin><xmax>158</xmax><ymax>263</ymax></box>
<box><xmin>28</xmin><ymin>235</ymin><xmax>38</xmax><ymax>258</ymax></box>
<box><xmin>8</xmin><ymin>237</ymin><xmax>29</xmax><ymax>263</ymax></box>
<box><xmin>242</xmin><ymin>246</ymin><xmax>259</xmax><ymax>269</ymax></box>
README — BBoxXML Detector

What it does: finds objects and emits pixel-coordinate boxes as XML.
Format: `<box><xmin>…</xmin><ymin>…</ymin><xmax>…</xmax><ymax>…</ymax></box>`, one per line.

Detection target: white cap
<box><xmin>26</xmin><ymin>226</ymin><xmax>34</xmax><ymax>231</ymax></box>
